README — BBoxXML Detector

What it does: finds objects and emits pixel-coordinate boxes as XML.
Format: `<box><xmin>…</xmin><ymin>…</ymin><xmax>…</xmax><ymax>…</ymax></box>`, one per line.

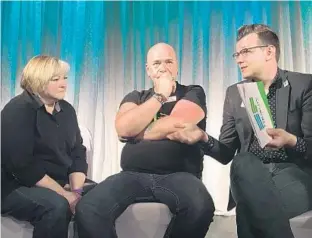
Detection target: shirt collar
<box><xmin>251</xmin><ymin>68</ymin><xmax>282</xmax><ymax>88</ymax></box>
<box><xmin>270</xmin><ymin>68</ymin><xmax>282</xmax><ymax>88</ymax></box>
<box><xmin>22</xmin><ymin>90</ymin><xmax>61</xmax><ymax>112</ymax></box>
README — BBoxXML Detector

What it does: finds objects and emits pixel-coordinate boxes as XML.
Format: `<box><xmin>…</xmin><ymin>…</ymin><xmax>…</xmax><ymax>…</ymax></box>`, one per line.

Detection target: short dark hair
<box><xmin>237</xmin><ymin>24</ymin><xmax>280</xmax><ymax>61</ymax></box>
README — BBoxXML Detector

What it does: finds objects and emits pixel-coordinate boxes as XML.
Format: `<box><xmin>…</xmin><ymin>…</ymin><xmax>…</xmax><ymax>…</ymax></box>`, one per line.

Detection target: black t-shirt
<box><xmin>119</xmin><ymin>83</ymin><xmax>207</xmax><ymax>178</ymax></box>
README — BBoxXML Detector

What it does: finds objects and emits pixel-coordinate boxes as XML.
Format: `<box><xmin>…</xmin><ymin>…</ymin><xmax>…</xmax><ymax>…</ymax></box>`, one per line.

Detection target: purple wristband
<box><xmin>72</xmin><ymin>188</ymin><xmax>83</xmax><ymax>195</ymax></box>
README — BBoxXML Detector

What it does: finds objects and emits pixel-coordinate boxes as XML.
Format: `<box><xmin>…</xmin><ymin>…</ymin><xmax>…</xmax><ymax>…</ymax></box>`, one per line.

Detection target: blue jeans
<box><xmin>1</xmin><ymin>181</ymin><xmax>96</xmax><ymax>238</ymax></box>
<box><xmin>231</xmin><ymin>152</ymin><xmax>312</xmax><ymax>238</ymax></box>
<box><xmin>75</xmin><ymin>171</ymin><xmax>215</xmax><ymax>238</ymax></box>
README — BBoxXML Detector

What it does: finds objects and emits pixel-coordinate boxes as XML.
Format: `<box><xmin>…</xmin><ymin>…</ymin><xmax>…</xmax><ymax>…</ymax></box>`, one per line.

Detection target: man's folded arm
<box><xmin>115</xmin><ymin>91</ymin><xmax>162</xmax><ymax>139</ymax></box>
<box><xmin>143</xmin><ymin>85</ymin><xmax>206</xmax><ymax>140</ymax></box>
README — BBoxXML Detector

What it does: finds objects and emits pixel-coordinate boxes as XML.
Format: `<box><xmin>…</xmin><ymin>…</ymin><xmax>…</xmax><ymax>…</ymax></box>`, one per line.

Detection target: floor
<box><xmin>205</xmin><ymin>215</ymin><xmax>237</xmax><ymax>238</ymax></box>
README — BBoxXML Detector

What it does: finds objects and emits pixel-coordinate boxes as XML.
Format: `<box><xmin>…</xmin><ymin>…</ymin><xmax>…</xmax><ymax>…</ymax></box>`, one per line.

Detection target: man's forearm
<box><xmin>202</xmin><ymin>136</ymin><xmax>236</xmax><ymax>165</ymax></box>
<box><xmin>143</xmin><ymin>131</ymin><xmax>169</xmax><ymax>140</ymax></box>
<box><xmin>116</xmin><ymin>97</ymin><xmax>162</xmax><ymax>137</ymax></box>
<box><xmin>36</xmin><ymin>174</ymin><xmax>66</xmax><ymax>196</ymax></box>
<box><xmin>143</xmin><ymin>116</ymin><xmax>183</xmax><ymax>140</ymax></box>
<box><xmin>69</xmin><ymin>172</ymin><xmax>86</xmax><ymax>190</ymax></box>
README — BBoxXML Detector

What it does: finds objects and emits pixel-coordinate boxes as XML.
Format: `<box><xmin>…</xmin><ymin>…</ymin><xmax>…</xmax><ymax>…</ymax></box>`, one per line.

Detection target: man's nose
<box><xmin>235</xmin><ymin>54</ymin><xmax>244</xmax><ymax>64</ymax></box>
<box><xmin>159</xmin><ymin>62</ymin><xmax>170</xmax><ymax>72</ymax></box>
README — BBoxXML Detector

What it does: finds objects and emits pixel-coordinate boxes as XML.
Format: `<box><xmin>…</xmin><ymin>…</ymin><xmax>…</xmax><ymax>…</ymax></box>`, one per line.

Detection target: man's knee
<box><xmin>167</xmin><ymin>173</ymin><xmax>215</xmax><ymax>221</ymax></box>
<box><xmin>170</xmin><ymin>189</ymin><xmax>214</xmax><ymax>238</ymax></box>
<box><xmin>195</xmin><ymin>192</ymin><xmax>214</xmax><ymax>222</ymax></box>
<box><xmin>182</xmin><ymin>186</ymin><xmax>215</xmax><ymax>223</ymax></box>
<box><xmin>75</xmin><ymin>197</ymin><xmax>95</xmax><ymax>222</ymax></box>
<box><xmin>230</xmin><ymin>152</ymin><xmax>261</xmax><ymax>180</ymax></box>
<box><xmin>75</xmin><ymin>193</ymin><xmax>113</xmax><ymax>224</ymax></box>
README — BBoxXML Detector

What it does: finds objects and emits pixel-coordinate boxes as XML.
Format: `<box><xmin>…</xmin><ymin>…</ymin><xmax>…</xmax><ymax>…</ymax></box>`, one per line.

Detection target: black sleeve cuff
<box><xmin>199</xmin><ymin>134</ymin><xmax>214</xmax><ymax>151</ymax></box>
<box><xmin>207</xmin><ymin>135</ymin><xmax>215</xmax><ymax>149</ymax></box>
<box><xmin>292</xmin><ymin>137</ymin><xmax>307</xmax><ymax>153</ymax></box>
<box><xmin>68</xmin><ymin>159</ymin><xmax>88</xmax><ymax>175</ymax></box>
<box><xmin>286</xmin><ymin>137</ymin><xmax>307</xmax><ymax>158</ymax></box>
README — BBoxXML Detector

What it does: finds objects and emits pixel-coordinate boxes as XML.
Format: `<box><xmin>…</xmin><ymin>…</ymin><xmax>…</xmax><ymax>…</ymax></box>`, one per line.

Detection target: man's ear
<box><xmin>267</xmin><ymin>45</ymin><xmax>276</xmax><ymax>61</ymax></box>
<box><xmin>146</xmin><ymin>63</ymin><xmax>151</xmax><ymax>77</ymax></box>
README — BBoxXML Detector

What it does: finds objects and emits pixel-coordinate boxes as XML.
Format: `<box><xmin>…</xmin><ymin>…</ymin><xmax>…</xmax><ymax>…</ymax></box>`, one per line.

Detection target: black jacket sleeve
<box><xmin>67</xmin><ymin>106</ymin><xmax>88</xmax><ymax>175</ymax></box>
<box><xmin>1</xmin><ymin>105</ymin><xmax>46</xmax><ymax>186</ymax></box>
<box><xmin>203</xmin><ymin>86</ymin><xmax>240</xmax><ymax>164</ymax></box>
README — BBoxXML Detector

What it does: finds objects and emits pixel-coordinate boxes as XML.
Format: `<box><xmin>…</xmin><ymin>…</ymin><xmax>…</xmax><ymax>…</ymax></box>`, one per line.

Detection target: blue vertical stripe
<box><xmin>192</xmin><ymin>1</ymin><xmax>198</xmax><ymax>85</ymax></box>
<box><xmin>164</xmin><ymin>1</ymin><xmax>169</xmax><ymax>43</ymax></box>
<box><xmin>33</xmin><ymin>1</ymin><xmax>42</xmax><ymax>55</ymax></box>
<box><xmin>139</xmin><ymin>2</ymin><xmax>146</xmax><ymax>89</ymax></box>
<box><xmin>88</xmin><ymin>1</ymin><xmax>104</xmax><ymax>86</ymax></box>
<box><xmin>121</xmin><ymin>0</ymin><xmax>128</xmax><ymax>91</ymax></box>
<box><xmin>20</xmin><ymin>2</ymin><xmax>28</xmax><ymax>66</ymax></box>
<box><xmin>300</xmin><ymin>0</ymin><xmax>312</xmax><ymax>61</ymax></box>
<box><xmin>132</xmin><ymin>2</ymin><xmax>137</xmax><ymax>90</ymax></box>
<box><xmin>250</xmin><ymin>0</ymin><xmax>263</xmax><ymax>24</ymax></box>
<box><xmin>178</xmin><ymin>2</ymin><xmax>184</xmax><ymax>82</ymax></box>
<box><xmin>8</xmin><ymin>1</ymin><xmax>20</xmax><ymax>96</ymax></box>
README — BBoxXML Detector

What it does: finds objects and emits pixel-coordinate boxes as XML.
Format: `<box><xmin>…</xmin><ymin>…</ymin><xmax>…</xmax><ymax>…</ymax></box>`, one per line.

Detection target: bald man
<box><xmin>75</xmin><ymin>43</ymin><xmax>215</xmax><ymax>238</ymax></box>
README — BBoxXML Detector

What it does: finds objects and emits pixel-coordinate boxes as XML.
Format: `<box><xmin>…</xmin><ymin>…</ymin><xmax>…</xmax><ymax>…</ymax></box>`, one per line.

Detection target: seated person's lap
<box><xmin>271</xmin><ymin>163</ymin><xmax>312</xmax><ymax>218</ymax></box>
<box><xmin>80</xmin><ymin>171</ymin><xmax>213</xmax><ymax>218</ymax></box>
<box><xmin>2</xmin><ymin>181</ymin><xmax>97</xmax><ymax>222</ymax></box>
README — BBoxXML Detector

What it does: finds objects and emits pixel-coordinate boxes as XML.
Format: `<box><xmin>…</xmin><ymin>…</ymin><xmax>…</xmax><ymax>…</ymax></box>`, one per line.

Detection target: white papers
<box><xmin>237</xmin><ymin>82</ymin><xmax>274</xmax><ymax>148</ymax></box>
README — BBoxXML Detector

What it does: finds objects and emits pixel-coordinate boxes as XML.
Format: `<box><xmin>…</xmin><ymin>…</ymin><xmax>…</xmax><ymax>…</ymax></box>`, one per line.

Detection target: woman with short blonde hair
<box><xmin>1</xmin><ymin>55</ymin><xmax>94</xmax><ymax>238</ymax></box>
<box><xmin>20</xmin><ymin>55</ymin><xmax>70</xmax><ymax>93</ymax></box>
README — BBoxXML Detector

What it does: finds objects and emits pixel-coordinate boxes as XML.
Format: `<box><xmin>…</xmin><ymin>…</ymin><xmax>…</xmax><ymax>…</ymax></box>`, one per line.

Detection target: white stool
<box><xmin>290</xmin><ymin>210</ymin><xmax>312</xmax><ymax>238</ymax></box>
<box><xmin>116</xmin><ymin>203</ymin><xmax>172</xmax><ymax>238</ymax></box>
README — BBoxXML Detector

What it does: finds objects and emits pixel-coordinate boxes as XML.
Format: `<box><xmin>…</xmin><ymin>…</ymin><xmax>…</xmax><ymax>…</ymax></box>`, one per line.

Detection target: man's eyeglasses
<box><xmin>232</xmin><ymin>45</ymin><xmax>269</xmax><ymax>59</ymax></box>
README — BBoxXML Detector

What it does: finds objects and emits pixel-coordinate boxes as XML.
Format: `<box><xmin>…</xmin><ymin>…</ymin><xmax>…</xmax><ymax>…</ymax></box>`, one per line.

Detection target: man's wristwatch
<box><xmin>153</xmin><ymin>93</ymin><xmax>167</xmax><ymax>105</ymax></box>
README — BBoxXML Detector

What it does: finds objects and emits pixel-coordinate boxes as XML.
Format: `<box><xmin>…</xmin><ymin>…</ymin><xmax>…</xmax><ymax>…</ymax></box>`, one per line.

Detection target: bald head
<box><xmin>147</xmin><ymin>43</ymin><xmax>177</xmax><ymax>63</ymax></box>
<box><xmin>146</xmin><ymin>43</ymin><xmax>178</xmax><ymax>81</ymax></box>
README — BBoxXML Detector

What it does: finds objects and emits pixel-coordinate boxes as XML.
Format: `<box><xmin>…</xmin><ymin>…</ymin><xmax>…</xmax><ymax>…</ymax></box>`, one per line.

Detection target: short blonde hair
<box><xmin>20</xmin><ymin>55</ymin><xmax>70</xmax><ymax>93</ymax></box>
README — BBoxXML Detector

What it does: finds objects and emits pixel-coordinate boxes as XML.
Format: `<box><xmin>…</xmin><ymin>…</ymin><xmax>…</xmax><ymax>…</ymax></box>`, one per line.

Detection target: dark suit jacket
<box><xmin>202</xmin><ymin>69</ymin><xmax>312</xmax><ymax>167</ymax></box>
<box><xmin>202</xmin><ymin>69</ymin><xmax>312</xmax><ymax>211</ymax></box>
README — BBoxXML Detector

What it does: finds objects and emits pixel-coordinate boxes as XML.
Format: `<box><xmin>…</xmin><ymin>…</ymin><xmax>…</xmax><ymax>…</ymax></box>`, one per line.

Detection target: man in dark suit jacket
<box><xmin>166</xmin><ymin>24</ymin><xmax>312</xmax><ymax>238</ymax></box>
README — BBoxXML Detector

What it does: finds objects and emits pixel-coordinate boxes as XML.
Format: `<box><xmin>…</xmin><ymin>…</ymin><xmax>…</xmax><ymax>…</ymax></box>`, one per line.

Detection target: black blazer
<box><xmin>202</xmin><ymin>69</ymin><xmax>312</xmax><ymax>167</ymax></box>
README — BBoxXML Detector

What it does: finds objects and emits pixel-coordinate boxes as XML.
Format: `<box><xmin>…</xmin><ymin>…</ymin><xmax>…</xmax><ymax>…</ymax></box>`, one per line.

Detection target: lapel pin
<box><xmin>241</xmin><ymin>101</ymin><xmax>245</xmax><ymax>108</ymax></box>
